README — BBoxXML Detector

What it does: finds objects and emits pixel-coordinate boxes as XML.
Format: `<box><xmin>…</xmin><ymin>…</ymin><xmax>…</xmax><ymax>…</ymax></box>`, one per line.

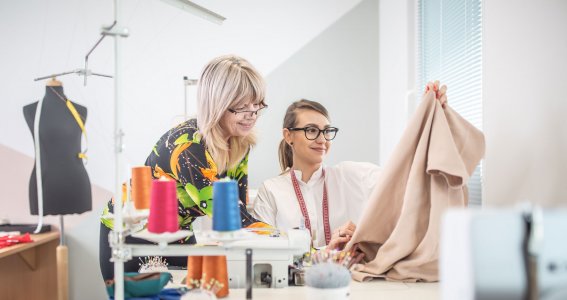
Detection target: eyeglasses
<box><xmin>287</xmin><ymin>126</ymin><xmax>339</xmax><ymax>141</ymax></box>
<box><xmin>227</xmin><ymin>104</ymin><xmax>268</xmax><ymax>118</ymax></box>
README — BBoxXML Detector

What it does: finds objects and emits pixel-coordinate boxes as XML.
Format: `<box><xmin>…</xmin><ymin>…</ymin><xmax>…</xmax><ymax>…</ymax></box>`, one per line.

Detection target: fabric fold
<box><xmin>346</xmin><ymin>91</ymin><xmax>485</xmax><ymax>282</ymax></box>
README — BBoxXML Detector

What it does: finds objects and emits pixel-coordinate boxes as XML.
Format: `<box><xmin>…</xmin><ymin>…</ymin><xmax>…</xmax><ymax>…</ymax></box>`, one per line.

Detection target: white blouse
<box><xmin>253</xmin><ymin>161</ymin><xmax>381</xmax><ymax>247</ymax></box>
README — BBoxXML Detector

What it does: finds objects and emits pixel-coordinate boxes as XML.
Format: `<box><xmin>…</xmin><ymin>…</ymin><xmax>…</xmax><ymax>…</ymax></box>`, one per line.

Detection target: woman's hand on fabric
<box><xmin>327</xmin><ymin>221</ymin><xmax>356</xmax><ymax>250</ymax></box>
<box><xmin>327</xmin><ymin>235</ymin><xmax>350</xmax><ymax>251</ymax></box>
<box><xmin>425</xmin><ymin>80</ymin><xmax>448</xmax><ymax>108</ymax></box>
<box><xmin>337</xmin><ymin>221</ymin><xmax>356</xmax><ymax>237</ymax></box>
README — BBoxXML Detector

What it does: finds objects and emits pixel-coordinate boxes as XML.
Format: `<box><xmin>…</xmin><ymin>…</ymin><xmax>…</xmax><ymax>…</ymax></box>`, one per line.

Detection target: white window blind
<box><xmin>417</xmin><ymin>0</ymin><xmax>483</xmax><ymax>206</ymax></box>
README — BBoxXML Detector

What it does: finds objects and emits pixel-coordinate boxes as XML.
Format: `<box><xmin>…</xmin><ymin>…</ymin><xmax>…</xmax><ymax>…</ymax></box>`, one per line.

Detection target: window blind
<box><xmin>417</xmin><ymin>0</ymin><xmax>483</xmax><ymax>206</ymax></box>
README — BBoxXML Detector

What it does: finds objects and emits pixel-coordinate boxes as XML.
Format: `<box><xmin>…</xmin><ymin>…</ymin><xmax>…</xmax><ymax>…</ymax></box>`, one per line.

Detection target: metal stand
<box><xmin>246</xmin><ymin>248</ymin><xmax>253</xmax><ymax>300</ymax></box>
<box><xmin>524</xmin><ymin>207</ymin><xmax>543</xmax><ymax>300</ymax></box>
<box><xmin>107</xmin><ymin>2</ymin><xmax>129</xmax><ymax>299</ymax></box>
<box><xmin>183</xmin><ymin>76</ymin><xmax>198</xmax><ymax>120</ymax></box>
<box><xmin>104</xmin><ymin>1</ymin><xmax>224</xmax><ymax>299</ymax></box>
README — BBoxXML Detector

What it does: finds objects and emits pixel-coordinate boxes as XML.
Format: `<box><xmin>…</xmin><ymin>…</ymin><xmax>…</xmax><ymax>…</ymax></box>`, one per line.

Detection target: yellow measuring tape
<box><xmin>65</xmin><ymin>100</ymin><xmax>88</xmax><ymax>161</ymax></box>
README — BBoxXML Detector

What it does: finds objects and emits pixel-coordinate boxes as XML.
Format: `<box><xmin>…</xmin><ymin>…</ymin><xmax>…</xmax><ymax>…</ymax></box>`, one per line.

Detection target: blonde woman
<box><xmin>100</xmin><ymin>55</ymin><xmax>269</xmax><ymax>280</ymax></box>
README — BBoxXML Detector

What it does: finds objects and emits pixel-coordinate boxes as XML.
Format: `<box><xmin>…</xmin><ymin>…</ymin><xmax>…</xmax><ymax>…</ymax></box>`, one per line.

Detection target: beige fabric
<box><xmin>346</xmin><ymin>91</ymin><xmax>485</xmax><ymax>282</ymax></box>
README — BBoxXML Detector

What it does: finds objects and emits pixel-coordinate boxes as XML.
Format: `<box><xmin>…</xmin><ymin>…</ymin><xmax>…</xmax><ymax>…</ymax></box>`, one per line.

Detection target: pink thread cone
<box><xmin>147</xmin><ymin>178</ymin><xmax>178</xmax><ymax>233</ymax></box>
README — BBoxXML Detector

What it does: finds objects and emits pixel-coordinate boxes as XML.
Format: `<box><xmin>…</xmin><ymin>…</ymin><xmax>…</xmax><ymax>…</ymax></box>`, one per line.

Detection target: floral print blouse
<box><xmin>101</xmin><ymin>119</ymin><xmax>261</xmax><ymax>234</ymax></box>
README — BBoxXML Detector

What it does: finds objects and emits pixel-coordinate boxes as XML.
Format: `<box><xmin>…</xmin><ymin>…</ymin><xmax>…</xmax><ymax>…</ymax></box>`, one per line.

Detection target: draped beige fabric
<box><xmin>346</xmin><ymin>91</ymin><xmax>485</xmax><ymax>282</ymax></box>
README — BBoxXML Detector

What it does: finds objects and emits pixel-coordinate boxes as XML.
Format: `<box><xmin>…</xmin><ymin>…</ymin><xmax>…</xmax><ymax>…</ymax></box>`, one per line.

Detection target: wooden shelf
<box><xmin>0</xmin><ymin>231</ymin><xmax>58</xmax><ymax>260</ymax></box>
<box><xmin>0</xmin><ymin>231</ymin><xmax>59</xmax><ymax>300</ymax></box>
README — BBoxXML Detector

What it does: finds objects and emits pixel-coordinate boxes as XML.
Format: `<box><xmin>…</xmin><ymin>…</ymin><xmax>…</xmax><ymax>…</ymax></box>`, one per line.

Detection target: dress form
<box><xmin>22</xmin><ymin>79</ymin><xmax>92</xmax><ymax>215</ymax></box>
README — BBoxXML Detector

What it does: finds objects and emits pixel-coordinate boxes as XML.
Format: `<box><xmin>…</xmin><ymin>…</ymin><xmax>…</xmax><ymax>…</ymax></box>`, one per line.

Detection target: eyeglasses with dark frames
<box><xmin>227</xmin><ymin>104</ymin><xmax>268</xmax><ymax>118</ymax></box>
<box><xmin>287</xmin><ymin>126</ymin><xmax>339</xmax><ymax>141</ymax></box>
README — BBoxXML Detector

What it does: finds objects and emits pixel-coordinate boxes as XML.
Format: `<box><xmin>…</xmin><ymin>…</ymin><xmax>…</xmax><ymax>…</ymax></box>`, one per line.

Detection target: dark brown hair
<box><xmin>278</xmin><ymin>99</ymin><xmax>330</xmax><ymax>173</ymax></box>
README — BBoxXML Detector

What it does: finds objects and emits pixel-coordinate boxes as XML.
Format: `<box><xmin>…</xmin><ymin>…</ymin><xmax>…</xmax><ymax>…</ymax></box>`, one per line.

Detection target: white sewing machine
<box><xmin>193</xmin><ymin>228</ymin><xmax>311</xmax><ymax>289</ymax></box>
<box><xmin>441</xmin><ymin>208</ymin><xmax>567</xmax><ymax>300</ymax></box>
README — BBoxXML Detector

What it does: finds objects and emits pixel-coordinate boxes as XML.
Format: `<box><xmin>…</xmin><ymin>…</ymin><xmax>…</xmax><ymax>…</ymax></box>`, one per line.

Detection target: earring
<box><xmin>289</xmin><ymin>142</ymin><xmax>294</xmax><ymax>146</ymax></box>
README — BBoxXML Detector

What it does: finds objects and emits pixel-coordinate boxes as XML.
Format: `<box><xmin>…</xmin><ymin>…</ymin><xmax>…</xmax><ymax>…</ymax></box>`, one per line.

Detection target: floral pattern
<box><xmin>101</xmin><ymin>119</ymin><xmax>263</xmax><ymax>236</ymax></box>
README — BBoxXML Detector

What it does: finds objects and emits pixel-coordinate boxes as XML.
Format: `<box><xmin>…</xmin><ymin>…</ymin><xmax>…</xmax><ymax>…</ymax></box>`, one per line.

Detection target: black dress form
<box><xmin>23</xmin><ymin>85</ymin><xmax>92</xmax><ymax>215</ymax></box>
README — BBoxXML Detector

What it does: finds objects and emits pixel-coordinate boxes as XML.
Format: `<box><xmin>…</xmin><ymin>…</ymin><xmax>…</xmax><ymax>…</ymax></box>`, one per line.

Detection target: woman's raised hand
<box><xmin>425</xmin><ymin>80</ymin><xmax>448</xmax><ymax>108</ymax></box>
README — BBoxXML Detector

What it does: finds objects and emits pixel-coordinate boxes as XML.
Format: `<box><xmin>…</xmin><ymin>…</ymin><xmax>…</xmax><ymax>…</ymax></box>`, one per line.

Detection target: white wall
<box><xmin>249</xmin><ymin>0</ymin><xmax>380</xmax><ymax>187</ymax></box>
<box><xmin>0</xmin><ymin>0</ymin><xmax>363</xmax><ymax>193</ymax></box>
<box><xmin>377</xmin><ymin>0</ymin><xmax>417</xmax><ymax>166</ymax></box>
<box><xmin>483</xmin><ymin>0</ymin><xmax>567</xmax><ymax>207</ymax></box>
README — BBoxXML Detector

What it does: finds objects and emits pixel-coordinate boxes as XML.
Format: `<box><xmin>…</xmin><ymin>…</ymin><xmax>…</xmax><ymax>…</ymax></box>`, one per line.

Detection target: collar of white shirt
<box><xmin>291</xmin><ymin>165</ymin><xmax>325</xmax><ymax>186</ymax></box>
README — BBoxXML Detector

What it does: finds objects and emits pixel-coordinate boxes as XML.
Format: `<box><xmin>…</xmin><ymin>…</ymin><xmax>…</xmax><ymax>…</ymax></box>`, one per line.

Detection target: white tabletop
<box><xmin>225</xmin><ymin>280</ymin><xmax>439</xmax><ymax>300</ymax></box>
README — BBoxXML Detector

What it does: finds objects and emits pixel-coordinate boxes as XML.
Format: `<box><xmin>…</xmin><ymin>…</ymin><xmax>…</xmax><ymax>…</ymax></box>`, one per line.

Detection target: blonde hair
<box><xmin>278</xmin><ymin>99</ymin><xmax>329</xmax><ymax>173</ymax></box>
<box><xmin>196</xmin><ymin>55</ymin><xmax>266</xmax><ymax>174</ymax></box>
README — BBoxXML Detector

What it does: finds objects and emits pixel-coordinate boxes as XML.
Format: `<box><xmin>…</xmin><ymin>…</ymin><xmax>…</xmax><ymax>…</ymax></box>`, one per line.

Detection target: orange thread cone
<box><xmin>186</xmin><ymin>256</ymin><xmax>204</xmax><ymax>286</ymax></box>
<box><xmin>131</xmin><ymin>166</ymin><xmax>152</xmax><ymax>209</ymax></box>
<box><xmin>203</xmin><ymin>256</ymin><xmax>229</xmax><ymax>298</ymax></box>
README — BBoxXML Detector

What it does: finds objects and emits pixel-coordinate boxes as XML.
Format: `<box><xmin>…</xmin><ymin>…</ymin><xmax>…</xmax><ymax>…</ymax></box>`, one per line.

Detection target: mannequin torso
<box><xmin>22</xmin><ymin>85</ymin><xmax>92</xmax><ymax>215</ymax></box>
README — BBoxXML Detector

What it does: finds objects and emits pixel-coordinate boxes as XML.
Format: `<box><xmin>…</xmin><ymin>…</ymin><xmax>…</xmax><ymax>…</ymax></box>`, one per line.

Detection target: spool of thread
<box><xmin>147</xmin><ymin>178</ymin><xmax>178</xmax><ymax>233</ymax></box>
<box><xmin>186</xmin><ymin>256</ymin><xmax>203</xmax><ymax>285</ymax></box>
<box><xmin>202</xmin><ymin>256</ymin><xmax>229</xmax><ymax>298</ymax></box>
<box><xmin>131</xmin><ymin>166</ymin><xmax>152</xmax><ymax>209</ymax></box>
<box><xmin>212</xmin><ymin>179</ymin><xmax>241</xmax><ymax>232</ymax></box>
<box><xmin>186</xmin><ymin>256</ymin><xmax>229</xmax><ymax>298</ymax></box>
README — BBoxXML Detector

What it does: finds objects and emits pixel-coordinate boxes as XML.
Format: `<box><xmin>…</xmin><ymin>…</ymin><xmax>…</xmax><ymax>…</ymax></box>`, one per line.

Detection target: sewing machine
<box><xmin>194</xmin><ymin>228</ymin><xmax>311</xmax><ymax>289</ymax></box>
<box><xmin>441</xmin><ymin>208</ymin><xmax>567</xmax><ymax>300</ymax></box>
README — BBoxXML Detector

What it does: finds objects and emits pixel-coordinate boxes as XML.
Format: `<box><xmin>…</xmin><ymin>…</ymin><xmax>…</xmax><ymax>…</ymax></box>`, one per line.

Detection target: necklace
<box><xmin>290</xmin><ymin>168</ymin><xmax>332</xmax><ymax>245</ymax></box>
<box><xmin>48</xmin><ymin>86</ymin><xmax>89</xmax><ymax>162</ymax></box>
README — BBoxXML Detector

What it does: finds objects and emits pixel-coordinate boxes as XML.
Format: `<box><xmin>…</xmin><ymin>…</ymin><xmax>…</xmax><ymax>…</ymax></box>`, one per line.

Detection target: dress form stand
<box><xmin>23</xmin><ymin>77</ymin><xmax>92</xmax><ymax>300</ymax></box>
<box><xmin>57</xmin><ymin>215</ymin><xmax>68</xmax><ymax>300</ymax></box>
<box><xmin>51</xmin><ymin>78</ymin><xmax>69</xmax><ymax>300</ymax></box>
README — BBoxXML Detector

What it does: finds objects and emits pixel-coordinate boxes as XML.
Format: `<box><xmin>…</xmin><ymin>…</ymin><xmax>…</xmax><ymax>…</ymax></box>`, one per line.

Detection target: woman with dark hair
<box><xmin>253</xmin><ymin>99</ymin><xmax>381</xmax><ymax>249</ymax></box>
<box><xmin>254</xmin><ymin>82</ymin><xmax>447</xmax><ymax>250</ymax></box>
